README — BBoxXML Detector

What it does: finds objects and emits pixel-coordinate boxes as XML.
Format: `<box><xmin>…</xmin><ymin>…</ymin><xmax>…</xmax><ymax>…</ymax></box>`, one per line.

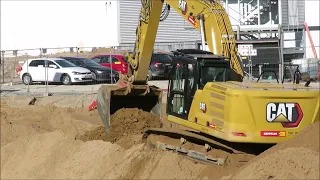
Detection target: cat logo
<box><xmin>266</xmin><ymin>103</ymin><xmax>303</xmax><ymax>128</ymax></box>
<box><xmin>178</xmin><ymin>0</ymin><xmax>188</xmax><ymax>15</ymax></box>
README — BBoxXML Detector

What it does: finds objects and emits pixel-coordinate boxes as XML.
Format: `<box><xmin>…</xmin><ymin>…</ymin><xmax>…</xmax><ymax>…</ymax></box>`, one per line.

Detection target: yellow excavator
<box><xmin>96</xmin><ymin>0</ymin><xmax>319</xmax><ymax>164</ymax></box>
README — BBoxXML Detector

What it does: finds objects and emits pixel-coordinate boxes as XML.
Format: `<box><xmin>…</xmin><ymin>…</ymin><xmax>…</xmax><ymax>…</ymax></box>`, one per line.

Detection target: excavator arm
<box><xmin>97</xmin><ymin>0</ymin><xmax>245</xmax><ymax>133</ymax></box>
<box><xmin>125</xmin><ymin>0</ymin><xmax>244</xmax><ymax>84</ymax></box>
<box><xmin>94</xmin><ymin>0</ymin><xmax>320</xmax><ymax>165</ymax></box>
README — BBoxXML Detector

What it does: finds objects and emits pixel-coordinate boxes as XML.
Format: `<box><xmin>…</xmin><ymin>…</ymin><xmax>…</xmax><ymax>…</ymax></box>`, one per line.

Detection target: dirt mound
<box><xmin>1</xmin><ymin>95</ymin><xmax>97</xmax><ymax>108</ymax></box>
<box><xmin>76</xmin><ymin>108</ymin><xmax>162</xmax><ymax>149</ymax></box>
<box><xmin>1</xmin><ymin>105</ymin><xmax>98</xmax><ymax>146</ymax></box>
<box><xmin>3</xmin><ymin>95</ymin><xmax>318</xmax><ymax>179</ymax></box>
<box><xmin>1</xmin><ymin>103</ymin><xmax>215</xmax><ymax>179</ymax></box>
<box><xmin>228</xmin><ymin>122</ymin><xmax>320</xmax><ymax>179</ymax></box>
<box><xmin>108</xmin><ymin>108</ymin><xmax>162</xmax><ymax>141</ymax></box>
<box><xmin>75</xmin><ymin>126</ymin><xmax>108</xmax><ymax>142</ymax></box>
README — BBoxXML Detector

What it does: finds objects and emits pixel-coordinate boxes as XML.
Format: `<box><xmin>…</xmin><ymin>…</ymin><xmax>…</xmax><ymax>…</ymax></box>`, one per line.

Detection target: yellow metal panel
<box><xmin>168</xmin><ymin>82</ymin><xmax>320</xmax><ymax>144</ymax></box>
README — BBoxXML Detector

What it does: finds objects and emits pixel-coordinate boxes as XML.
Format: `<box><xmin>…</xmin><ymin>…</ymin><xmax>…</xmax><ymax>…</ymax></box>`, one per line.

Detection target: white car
<box><xmin>20</xmin><ymin>58</ymin><xmax>93</xmax><ymax>85</ymax></box>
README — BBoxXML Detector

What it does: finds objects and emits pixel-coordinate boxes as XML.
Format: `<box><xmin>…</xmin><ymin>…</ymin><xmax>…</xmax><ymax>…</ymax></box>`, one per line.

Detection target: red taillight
<box><xmin>152</xmin><ymin>62</ymin><xmax>161</xmax><ymax>66</ymax></box>
<box><xmin>231</xmin><ymin>132</ymin><xmax>247</xmax><ymax>137</ymax></box>
<box><xmin>152</xmin><ymin>62</ymin><xmax>161</xmax><ymax>70</ymax></box>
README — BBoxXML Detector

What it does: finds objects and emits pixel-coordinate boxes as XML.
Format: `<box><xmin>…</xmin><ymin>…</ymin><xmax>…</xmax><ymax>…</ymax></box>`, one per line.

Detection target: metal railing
<box><xmin>0</xmin><ymin>44</ymin><xmax>319</xmax><ymax>97</ymax></box>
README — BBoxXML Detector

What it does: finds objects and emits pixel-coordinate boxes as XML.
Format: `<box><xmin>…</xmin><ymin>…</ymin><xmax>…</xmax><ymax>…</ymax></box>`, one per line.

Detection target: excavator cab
<box><xmin>166</xmin><ymin>49</ymin><xmax>236</xmax><ymax>119</ymax></box>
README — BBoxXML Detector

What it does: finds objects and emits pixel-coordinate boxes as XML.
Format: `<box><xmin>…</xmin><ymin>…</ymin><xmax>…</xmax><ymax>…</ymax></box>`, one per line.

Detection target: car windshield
<box><xmin>79</xmin><ymin>58</ymin><xmax>101</xmax><ymax>66</ymax></box>
<box><xmin>54</xmin><ymin>59</ymin><xmax>77</xmax><ymax>67</ymax></box>
<box><xmin>151</xmin><ymin>54</ymin><xmax>173</xmax><ymax>62</ymax></box>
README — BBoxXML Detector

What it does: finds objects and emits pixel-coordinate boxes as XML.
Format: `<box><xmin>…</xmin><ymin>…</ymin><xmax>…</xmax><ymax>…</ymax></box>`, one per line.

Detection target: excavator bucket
<box><xmin>96</xmin><ymin>81</ymin><xmax>163</xmax><ymax>134</ymax></box>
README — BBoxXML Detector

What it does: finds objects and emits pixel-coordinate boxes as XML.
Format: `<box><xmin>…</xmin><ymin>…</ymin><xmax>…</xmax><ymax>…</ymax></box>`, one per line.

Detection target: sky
<box><xmin>1</xmin><ymin>0</ymin><xmax>319</xmax><ymax>57</ymax></box>
<box><xmin>1</xmin><ymin>1</ymin><xmax>109</xmax><ymax>50</ymax></box>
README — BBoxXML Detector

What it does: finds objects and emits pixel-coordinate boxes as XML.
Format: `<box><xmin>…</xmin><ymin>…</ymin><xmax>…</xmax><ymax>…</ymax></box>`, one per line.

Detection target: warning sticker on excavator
<box><xmin>266</xmin><ymin>102</ymin><xmax>304</xmax><ymax>128</ymax></box>
<box><xmin>188</xmin><ymin>16</ymin><xmax>198</xmax><ymax>28</ymax></box>
<box><xmin>260</xmin><ymin>131</ymin><xmax>286</xmax><ymax>137</ymax></box>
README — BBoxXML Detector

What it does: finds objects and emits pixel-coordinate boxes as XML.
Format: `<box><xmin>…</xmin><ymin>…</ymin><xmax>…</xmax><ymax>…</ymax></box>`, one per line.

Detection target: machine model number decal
<box><xmin>266</xmin><ymin>103</ymin><xmax>303</xmax><ymax>128</ymax></box>
<box><xmin>260</xmin><ymin>131</ymin><xmax>286</xmax><ymax>137</ymax></box>
<box><xmin>200</xmin><ymin>102</ymin><xmax>206</xmax><ymax>113</ymax></box>
<box><xmin>178</xmin><ymin>0</ymin><xmax>188</xmax><ymax>15</ymax></box>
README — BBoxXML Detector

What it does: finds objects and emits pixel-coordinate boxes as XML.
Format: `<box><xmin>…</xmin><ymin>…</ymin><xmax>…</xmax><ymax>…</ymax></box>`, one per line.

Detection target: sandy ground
<box><xmin>1</xmin><ymin>95</ymin><xmax>319</xmax><ymax>179</ymax></box>
<box><xmin>0</xmin><ymin>96</ymin><xmax>216</xmax><ymax>179</ymax></box>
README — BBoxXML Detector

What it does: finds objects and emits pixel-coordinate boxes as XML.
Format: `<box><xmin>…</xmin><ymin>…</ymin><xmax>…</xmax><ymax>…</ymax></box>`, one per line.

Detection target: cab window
<box><xmin>167</xmin><ymin>62</ymin><xmax>195</xmax><ymax>119</ymax></box>
<box><xmin>200</xmin><ymin>66</ymin><xmax>228</xmax><ymax>87</ymax></box>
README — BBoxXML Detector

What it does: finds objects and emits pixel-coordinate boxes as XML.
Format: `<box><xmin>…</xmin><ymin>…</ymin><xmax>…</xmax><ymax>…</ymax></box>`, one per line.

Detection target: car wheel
<box><xmin>61</xmin><ymin>74</ymin><xmax>72</xmax><ymax>85</ymax></box>
<box><xmin>22</xmin><ymin>74</ymin><xmax>33</xmax><ymax>85</ymax></box>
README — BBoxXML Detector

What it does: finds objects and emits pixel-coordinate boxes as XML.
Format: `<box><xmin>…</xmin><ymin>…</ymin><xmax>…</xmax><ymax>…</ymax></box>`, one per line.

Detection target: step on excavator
<box><xmin>96</xmin><ymin>0</ymin><xmax>320</xmax><ymax>165</ymax></box>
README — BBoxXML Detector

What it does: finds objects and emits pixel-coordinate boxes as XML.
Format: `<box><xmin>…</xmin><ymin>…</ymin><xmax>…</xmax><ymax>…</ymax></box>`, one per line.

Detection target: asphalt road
<box><xmin>0</xmin><ymin>80</ymin><xmax>169</xmax><ymax>97</ymax></box>
<box><xmin>1</xmin><ymin>79</ymin><xmax>318</xmax><ymax>97</ymax></box>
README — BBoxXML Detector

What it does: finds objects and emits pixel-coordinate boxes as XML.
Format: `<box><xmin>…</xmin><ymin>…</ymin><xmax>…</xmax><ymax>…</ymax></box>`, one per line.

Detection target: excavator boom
<box><xmin>97</xmin><ymin>0</ymin><xmax>244</xmax><ymax>133</ymax></box>
<box><xmin>126</xmin><ymin>0</ymin><xmax>244</xmax><ymax>83</ymax></box>
<box><xmin>95</xmin><ymin>0</ymin><xmax>320</xmax><ymax>165</ymax></box>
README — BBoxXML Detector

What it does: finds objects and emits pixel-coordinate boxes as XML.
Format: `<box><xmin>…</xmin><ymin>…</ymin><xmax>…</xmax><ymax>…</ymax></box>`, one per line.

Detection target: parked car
<box><xmin>59</xmin><ymin>56</ymin><xmax>119</xmax><ymax>83</ymax></box>
<box><xmin>148</xmin><ymin>52</ymin><xmax>174</xmax><ymax>80</ymax></box>
<box><xmin>20</xmin><ymin>58</ymin><xmax>93</xmax><ymax>85</ymax></box>
<box><xmin>91</xmin><ymin>54</ymin><xmax>128</xmax><ymax>75</ymax></box>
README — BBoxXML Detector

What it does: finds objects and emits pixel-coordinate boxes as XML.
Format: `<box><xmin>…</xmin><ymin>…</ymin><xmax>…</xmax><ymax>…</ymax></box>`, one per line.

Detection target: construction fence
<box><xmin>0</xmin><ymin>44</ymin><xmax>319</xmax><ymax>93</ymax></box>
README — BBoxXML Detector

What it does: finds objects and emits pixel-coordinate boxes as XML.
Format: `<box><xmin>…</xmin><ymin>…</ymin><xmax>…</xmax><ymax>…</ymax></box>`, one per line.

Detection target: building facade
<box><xmin>105</xmin><ymin>0</ymin><xmax>317</xmax><ymax>63</ymax></box>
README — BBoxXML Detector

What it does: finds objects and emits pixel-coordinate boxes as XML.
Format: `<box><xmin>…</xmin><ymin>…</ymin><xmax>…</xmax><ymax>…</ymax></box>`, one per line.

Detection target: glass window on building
<box><xmin>221</xmin><ymin>0</ymin><xmax>279</xmax><ymax>26</ymax></box>
<box><xmin>259</xmin><ymin>0</ymin><xmax>279</xmax><ymax>25</ymax></box>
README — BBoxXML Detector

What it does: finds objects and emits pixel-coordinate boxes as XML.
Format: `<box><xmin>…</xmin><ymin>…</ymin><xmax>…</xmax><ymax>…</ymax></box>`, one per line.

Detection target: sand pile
<box><xmin>75</xmin><ymin>108</ymin><xmax>162</xmax><ymax>149</ymax></box>
<box><xmin>2</xmin><ymin>95</ymin><xmax>318</xmax><ymax>179</ymax></box>
<box><xmin>1</xmin><ymin>94</ymin><xmax>97</xmax><ymax>108</ymax></box>
<box><xmin>227</xmin><ymin>122</ymin><xmax>320</xmax><ymax>179</ymax></box>
<box><xmin>0</xmin><ymin>102</ymin><xmax>211</xmax><ymax>179</ymax></box>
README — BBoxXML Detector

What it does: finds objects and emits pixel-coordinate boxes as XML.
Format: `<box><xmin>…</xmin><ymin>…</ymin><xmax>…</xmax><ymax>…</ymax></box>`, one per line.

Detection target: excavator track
<box><xmin>142</xmin><ymin>128</ymin><xmax>255</xmax><ymax>166</ymax></box>
<box><xmin>143</xmin><ymin>128</ymin><xmax>245</xmax><ymax>154</ymax></box>
<box><xmin>146</xmin><ymin>134</ymin><xmax>226</xmax><ymax>166</ymax></box>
